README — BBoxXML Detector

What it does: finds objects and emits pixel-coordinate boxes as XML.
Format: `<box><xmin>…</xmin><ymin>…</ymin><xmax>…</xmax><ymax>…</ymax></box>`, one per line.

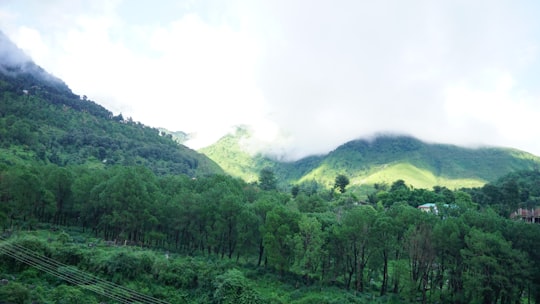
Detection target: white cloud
<box><xmin>444</xmin><ymin>71</ymin><xmax>540</xmax><ymax>150</ymax></box>
<box><xmin>1</xmin><ymin>0</ymin><xmax>540</xmax><ymax>158</ymax></box>
<box><xmin>12</xmin><ymin>26</ymin><xmax>49</xmax><ymax>63</ymax></box>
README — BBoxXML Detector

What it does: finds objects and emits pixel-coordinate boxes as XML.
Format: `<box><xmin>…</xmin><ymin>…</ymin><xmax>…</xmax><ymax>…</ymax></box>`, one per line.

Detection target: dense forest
<box><xmin>201</xmin><ymin>126</ymin><xmax>540</xmax><ymax>192</ymax></box>
<box><xmin>0</xmin><ymin>58</ymin><xmax>221</xmax><ymax>177</ymax></box>
<box><xmin>1</xmin><ymin>161</ymin><xmax>540</xmax><ymax>303</ymax></box>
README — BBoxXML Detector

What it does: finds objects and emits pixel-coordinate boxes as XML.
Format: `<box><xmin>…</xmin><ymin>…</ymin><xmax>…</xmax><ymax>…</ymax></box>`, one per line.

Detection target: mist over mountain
<box><xmin>2</xmin><ymin>30</ymin><xmax>539</xmax><ymax>191</ymax></box>
<box><xmin>0</xmin><ymin>30</ymin><xmax>221</xmax><ymax>176</ymax></box>
<box><xmin>0</xmin><ymin>30</ymin><xmax>30</xmax><ymax>67</ymax></box>
<box><xmin>201</xmin><ymin>126</ymin><xmax>540</xmax><ymax>193</ymax></box>
<box><xmin>0</xmin><ymin>31</ymin><xmax>65</xmax><ymax>86</ymax></box>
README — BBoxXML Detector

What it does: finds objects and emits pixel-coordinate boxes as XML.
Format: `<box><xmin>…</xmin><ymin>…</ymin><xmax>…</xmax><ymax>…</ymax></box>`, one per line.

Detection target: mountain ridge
<box><xmin>200</xmin><ymin>127</ymin><xmax>540</xmax><ymax>192</ymax></box>
<box><xmin>0</xmin><ymin>30</ymin><xmax>222</xmax><ymax>176</ymax></box>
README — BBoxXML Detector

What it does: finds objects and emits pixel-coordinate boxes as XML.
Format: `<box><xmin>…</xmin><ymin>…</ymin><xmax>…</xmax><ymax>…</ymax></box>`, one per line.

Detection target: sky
<box><xmin>1</xmin><ymin>0</ymin><xmax>540</xmax><ymax>160</ymax></box>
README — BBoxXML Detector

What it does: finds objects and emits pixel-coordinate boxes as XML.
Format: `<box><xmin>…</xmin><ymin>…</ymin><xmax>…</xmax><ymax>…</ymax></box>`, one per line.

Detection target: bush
<box><xmin>213</xmin><ymin>268</ymin><xmax>265</xmax><ymax>304</ymax></box>
<box><xmin>50</xmin><ymin>285</ymin><xmax>98</xmax><ymax>304</ymax></box>
<box><xmin>0</xmin><ymin>281</ymin><xmax>30</xmax><ymax>304</ymax></box>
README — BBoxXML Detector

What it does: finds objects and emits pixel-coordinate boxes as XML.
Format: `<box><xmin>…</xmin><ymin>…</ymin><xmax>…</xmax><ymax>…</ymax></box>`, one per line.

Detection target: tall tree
<box><xmin>334</xmin><ymin>174</ymin><xmax>350</xmax><ymax>193</ymax></box>
<box><xmin>44</xmin><ymin>166</ymin><xmax>73</xmax><ymax>225</ymax></box>
<box><xmin>461</xmin><ymin>228</ymin><xmax>529</xmax><ymax>304</ymax></box>
<box><xmin>293</xmin><ymin>215</ymin><xmax>324</xmax><ymax>284</ymax></box>
<box><xmin>339</xmin><ymin>205</ymin><xmax>377</xmax><ymax>291</ymax></box>
<box><xmin>372</xmin><ymin>211</ymin><xmax>397</xmax><ymax>296</ymax></box>
<box><xmin>263</xmin><ymin>205</ymin><xmax>300</xmax><ymax>275</ymax></box>
<box><xmin>258</xmin><ymin>167</ymin><xmax>277</xmax><ymax>191</ymax></box>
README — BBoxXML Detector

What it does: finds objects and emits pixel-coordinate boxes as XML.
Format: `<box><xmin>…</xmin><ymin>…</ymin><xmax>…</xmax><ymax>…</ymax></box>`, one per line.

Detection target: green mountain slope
<box><xmin>0</xmin><ymin>31</ymin><xmax>222</xmax><ymax>176</ymax></box>
<box><xmin>201</xmin><ymin>129</ymin><xmax>540</xmax><ymax>191</ymax></box>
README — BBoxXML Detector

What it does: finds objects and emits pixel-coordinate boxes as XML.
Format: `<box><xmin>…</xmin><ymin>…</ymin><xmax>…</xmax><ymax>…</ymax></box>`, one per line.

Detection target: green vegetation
<box><xmin>202</xmin><ymin>129</ymin><xmax>540</xmax><ymax>193</ymax></box>
<box><xmin>0</xmin><ymin>57</ymin><xmax>221</xmax><ymax>177</ymax></box>
<box><xmin>3</xmin><ymin>37</ymin><xmax>540</xmax><ymax>303</ymax></box>
<box><xmin>1</xmin><ymin>160</ymin><xmax>540</xmax><ymax>303</ymax></box>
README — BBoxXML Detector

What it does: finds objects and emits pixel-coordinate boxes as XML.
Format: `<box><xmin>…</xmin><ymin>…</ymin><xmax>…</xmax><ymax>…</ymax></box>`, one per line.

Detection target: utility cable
<box><xmin>0</xmin><ymin>239</ymin><xmax>169</xmax><ymax>304</ymax></box>
<box><xmin>0</xmin><ymin>236</ymin><xmax>171</xmax><ymax>304</ymax></box>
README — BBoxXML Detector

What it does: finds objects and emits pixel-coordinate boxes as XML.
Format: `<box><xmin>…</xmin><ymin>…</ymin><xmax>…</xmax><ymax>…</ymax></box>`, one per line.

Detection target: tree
<box><xmin>461</xmin><ymin>228</ymin><xmax>529</xmax><ymax>304</ymax></box>
<box><xmin>291</xmin><ymin>185</ymin><xmax>300</xmax><ymax>198</ymax></box>
<box><xmin>296</xmin><ymin>193</ymin><xmax>327</xmax><ymax>213</ymax></box>
<box><xmin>432</xmin><ymin>216</ymin><xmax>468</xmax><ymax>303</ymax></box>
<box><xmin>293</xmin><ymin>215</ymin><xmax>324</xmax><ymax>283</ymax></box>
<box><xmin>404</xmin><ymin>214</ymin><xmax>436</xmax><ymax>303</ymax></box>
<box><xmin>338</xmin><ymin>205</ymin><xmax>377</xmax><ymax>291</ymax></box>
<box><xmin>334</xmin><ymin>174</ymin><xmax>350</xmax><ymax>193</ymax></box>
<box><xmin>258</xmin><ymin>167</ymin><xmax>277</xmax><ymax>191</ymax></box>
<box><xmin>263</xmin><ymin>205</ymin><xmax>300</xmax><ymax>275</ymax></box>
<box><xmin>372</xmin><ymin>211</ymin><xmax>397</xmax><ymax>296</ymax></box>
<box><xmin>44</xmin><ymin>166</ymin><xmax>73</xmax><ymax>225</ymax></box>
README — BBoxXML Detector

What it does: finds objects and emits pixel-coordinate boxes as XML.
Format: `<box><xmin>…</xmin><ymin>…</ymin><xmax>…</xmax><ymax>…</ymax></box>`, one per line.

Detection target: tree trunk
<box><xmin>257</xmin><ymin>240</ymin><xmax>264</xmax><ymax>266</ymax></box>
<box><xmin>380</xmin><ymin>250</ymin><xmax>388</xmax><ymax>296</ymax></box>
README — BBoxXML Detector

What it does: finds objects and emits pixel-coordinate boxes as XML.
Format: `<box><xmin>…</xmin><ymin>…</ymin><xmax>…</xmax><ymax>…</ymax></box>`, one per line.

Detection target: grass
<box><xmin>200</xmin><ymin>132</ymin><xmax>538</xmax><ymax>195</ymax></box>
<box><xmin>360</xmin><ymin>163</ymin><xmax>486</xmax><ymax>190</ymax></box>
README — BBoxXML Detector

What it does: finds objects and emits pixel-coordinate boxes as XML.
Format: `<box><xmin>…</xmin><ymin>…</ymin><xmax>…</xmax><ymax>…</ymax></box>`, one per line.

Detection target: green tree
<box><xmin>43</xmin><ymin>166</ymin><xmax>73</xmax><ymax>225</ymax></box>
<box><xmin>263</xmin><ymin>205</ymin><xmax>300</xmax><ymax>275</ymax></box>
<box><xmin>461</xmin><ymin>228</ymin><xmax>529</xmax><ymax>304</ymax></box>
<box><xmin>252</xmin><ymin>192</ymin><xmax>285</xmax><ymax>266</ymax></box>
<box><xmin>258</xmin><ymin>167</ymin><xmax>277</xmax><ymax>191</ymax></box>
<box><xmin>296</xmin><ymin>193</ymin><xmax>327</xmax><ymax>213</ymax></box>
<box><xmin>432</xmin><ymin>217</ymin><xmax>467</xmax><ymax>303</ymax></box>
<box><xmin>293</xmin><ymin>215</ymin><xmax>324</xmax><ymax>283</ymax></box>
<box><xmin>339</xmin><ymin>205</ymin><xmax>377</xmax><ymax>291</ymax></box>
<box><xmin>334</xmin><ymin>174</ymin><xmax>350</xmax><ymax>193</ymax></box>
<box><xmin>371</xmin><ymin>211</ymin><xmax>397</xmax><ymax>296</ymax></box>
<box><xmin>95</xmin><ymin>166</ymin><xmax>157</xmax><ymax>242</ymax></box>
<box><xmin>404</xmin><ymin>213</ymin><xmax>436</xmax><ymax>303</ymax></box>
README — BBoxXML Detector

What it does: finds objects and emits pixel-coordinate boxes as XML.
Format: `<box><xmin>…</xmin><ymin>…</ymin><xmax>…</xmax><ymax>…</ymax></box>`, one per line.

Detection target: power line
<box><xmin>0</xmin><ymin>236</ymin><xmax>171</xmax><ymax>304</ymax></box>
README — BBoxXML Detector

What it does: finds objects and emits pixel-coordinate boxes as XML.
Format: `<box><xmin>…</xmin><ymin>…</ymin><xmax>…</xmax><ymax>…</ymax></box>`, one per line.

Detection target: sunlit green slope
<box><xmin>201</xmin><ymin>129</ymin><xmax>540</xmax><ymax>190</ymax></box>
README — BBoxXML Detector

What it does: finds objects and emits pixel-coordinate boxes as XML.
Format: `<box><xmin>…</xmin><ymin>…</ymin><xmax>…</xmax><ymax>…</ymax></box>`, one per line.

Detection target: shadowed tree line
<box><xmin>2</xmin><ymin>162</ymin><xmax>540</xmax><ymax>303</ymax></box>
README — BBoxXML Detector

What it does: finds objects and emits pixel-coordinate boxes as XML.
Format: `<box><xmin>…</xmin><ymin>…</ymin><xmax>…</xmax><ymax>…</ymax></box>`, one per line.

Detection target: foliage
<box><xmin>202</xmin><ymin>130</ymin><xmax>540</xmax><ymax>194</ymax></box>
<box><xmin>213</xmin><ymin>269</ymin><xmax>264</xmax><ymax>304</ymax></box>
<box><xmin>0</xmin><ymin>281</ymin><xmax>30</xmax><ymax>304</ymax></box>
<box><xmin>2</xmin><ymin>52</ymin><xmax>540</xmax><ymax>303</ymax></box>
<box><xmin>0</xmin><ymin>61</ymin><xmax>222</xmax><ymax>177</ymax></box>
<box><xmin>0</xmin><ymin>170</ymin><xmax>538</xmax><ymax>303</ymax></box>
<box><xmin>259</xmin><ymin>167</ymin><xmax>277</xmax><ymax>191</ymax></box>
<box><xmin>334</xmin><ymin>174</ymin><xmax>350</xmax><ymax>193</ymax></box>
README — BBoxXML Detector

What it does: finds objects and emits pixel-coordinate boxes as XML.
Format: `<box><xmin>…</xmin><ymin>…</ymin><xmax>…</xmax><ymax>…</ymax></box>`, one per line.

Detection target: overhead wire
<box><xmin>0</xmin><ymin>236</ymin><xmax>171</xmax><ymax>304</ymax></box>
<box><xmin>0</xmin><ymin>237</ymin><xmax>170</xmax><ymax>304</ymax></box>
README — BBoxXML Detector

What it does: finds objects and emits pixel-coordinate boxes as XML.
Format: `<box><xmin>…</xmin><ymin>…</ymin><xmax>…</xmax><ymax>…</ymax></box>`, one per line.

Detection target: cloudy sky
<box><xmin>1</xmin><ymin>0</ymin><xmax>539</xmax><ymax>159</ymax></box>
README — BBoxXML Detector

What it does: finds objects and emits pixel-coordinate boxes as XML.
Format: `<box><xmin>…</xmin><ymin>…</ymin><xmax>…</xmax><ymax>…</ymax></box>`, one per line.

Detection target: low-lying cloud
<box><xmin>1</xmin><ymin>0</ymin><xmax>539</xmax><ymax>159</ymax></box>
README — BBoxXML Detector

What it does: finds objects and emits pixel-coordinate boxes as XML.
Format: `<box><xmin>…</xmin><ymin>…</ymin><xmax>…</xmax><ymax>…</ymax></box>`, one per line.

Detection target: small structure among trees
<box><xmin>511</xmin><ymin>207</ymin><xmax>540</xmax><ymax>223</ymax></box>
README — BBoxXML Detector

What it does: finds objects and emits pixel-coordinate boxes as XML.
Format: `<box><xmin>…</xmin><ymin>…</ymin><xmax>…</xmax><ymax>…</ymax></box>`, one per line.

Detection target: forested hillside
<box><xmin>201</xmin><ymin>127</ymin><xmax>540</xmax><ymax>192</ymax></box>
<box><xmin>0</xmin><ymin>31</ymin><xmax>221</xmax><ymax>176</ymax></box>
<box><xmin>2</xmin><ymin>32</ymin><xmax>540</xmax><ymax>303</ymax></box>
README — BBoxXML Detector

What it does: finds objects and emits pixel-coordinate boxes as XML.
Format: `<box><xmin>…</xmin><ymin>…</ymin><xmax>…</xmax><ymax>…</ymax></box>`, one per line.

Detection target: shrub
<box><xmin>213</xmin><ymin>268</ymin><xmax>265</xmax><ymax>304</ymax></box>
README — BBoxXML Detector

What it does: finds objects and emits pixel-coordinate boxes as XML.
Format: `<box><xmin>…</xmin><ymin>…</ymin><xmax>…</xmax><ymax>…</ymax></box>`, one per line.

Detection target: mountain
<box><xmin>200</xmin><ymin>127</ymin><xmax>540</xmax><ymax>192</ymax></box>
<box><xmin>0</xmin><ymin>31</ymin><xmax>222</xmax><ymax>176</ymax></box>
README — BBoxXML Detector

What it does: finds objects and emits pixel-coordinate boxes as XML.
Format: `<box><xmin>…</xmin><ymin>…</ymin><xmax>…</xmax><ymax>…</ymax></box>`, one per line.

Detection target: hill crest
<box><xmin>0</xmin><ymin>31</ymin><xmax>222</xmax><ymax>176</ymax></box>
<box><xmin>200</xmin><ymin>128</ymin><xmax>540</xmax><ymax>192</ymax></box>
